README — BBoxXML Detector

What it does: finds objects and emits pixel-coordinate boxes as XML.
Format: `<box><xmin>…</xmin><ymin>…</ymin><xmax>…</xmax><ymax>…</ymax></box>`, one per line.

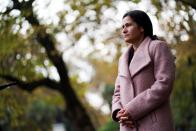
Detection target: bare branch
<box><xmin>0</xmin><ymin>74</ymin><xmax>60</xmax><ymax>92</ymax></box>
<box><xmin>3</xmin><ymin>0</ymin><xmax>39</xmax><ymax>25</ymax></box>
<box><xmin>36</xmin><ymin>31</ymin><xmax>70</xmax><ymax>82</ymax></box>
<box><xmin>3</xmin><ymin>0</ymin><xmax>21</xmax><ymax>14</ymax></box>
<box><xmin>0</xmin><ymin>82</ymin><xmax>17</xmax><ymax>90</ymax></box>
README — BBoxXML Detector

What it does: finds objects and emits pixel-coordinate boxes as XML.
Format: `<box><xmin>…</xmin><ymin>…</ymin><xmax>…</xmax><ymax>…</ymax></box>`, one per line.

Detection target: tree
<box><xmin>0</xmin><ymin>0</ymin><xmax>113</xmax><ymax>130</ymax></box>
<box><xmin>1</xmin><ymin>0</ymin><xmax>195</xmax><ymax>130</ymax></box>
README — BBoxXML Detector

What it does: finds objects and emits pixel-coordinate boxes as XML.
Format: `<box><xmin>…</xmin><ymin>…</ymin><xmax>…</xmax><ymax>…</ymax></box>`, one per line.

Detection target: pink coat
<box><xmin>112</xmin><ymin>37</ymin><xmax>175</xmax><ymax>131</ymax></box>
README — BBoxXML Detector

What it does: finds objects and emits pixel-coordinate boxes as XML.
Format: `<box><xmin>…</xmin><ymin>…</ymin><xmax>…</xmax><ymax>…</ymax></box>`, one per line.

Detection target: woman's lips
<box><xmin>124</xmin><ymin>34</ymin><xmax>130</xmax><ymax>37</ymax></box>
<box><xmin>124</xmin><ymin>35</ymin><xmax>130</xmax><ymax>38</ymax></box>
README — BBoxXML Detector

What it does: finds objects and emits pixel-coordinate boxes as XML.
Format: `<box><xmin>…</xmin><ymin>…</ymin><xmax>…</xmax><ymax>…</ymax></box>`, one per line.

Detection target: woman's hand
<box><xmin>116</xmin><ymin>109</ymin><xmax>135</xmax><ymax>128</ymax></box>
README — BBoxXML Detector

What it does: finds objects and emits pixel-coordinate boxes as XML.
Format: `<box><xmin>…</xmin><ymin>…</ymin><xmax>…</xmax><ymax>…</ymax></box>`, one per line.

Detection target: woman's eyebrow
<box><xmin>122</xmin><ymin>22</ymin><xmax>131</xmax><ymax>28</ymax></box>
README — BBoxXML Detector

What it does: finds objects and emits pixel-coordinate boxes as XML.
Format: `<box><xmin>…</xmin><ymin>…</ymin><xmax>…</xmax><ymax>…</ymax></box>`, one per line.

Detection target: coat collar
<box><xmin>119</xmin><ymin>37</ymin><xmax>152</xmax><ymax>78</ymax></box>
<box><xmin>118</xmin><ymin>44</ymin><xmax>132</xmax><ymax>78</ymax></box>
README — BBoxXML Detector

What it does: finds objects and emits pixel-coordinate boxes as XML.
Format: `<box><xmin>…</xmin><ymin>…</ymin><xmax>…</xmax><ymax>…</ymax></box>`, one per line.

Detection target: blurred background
<box><xmin>0</xmin><ymin>0</ymin><xmax>195</xmax><ymax>131</ymax></box>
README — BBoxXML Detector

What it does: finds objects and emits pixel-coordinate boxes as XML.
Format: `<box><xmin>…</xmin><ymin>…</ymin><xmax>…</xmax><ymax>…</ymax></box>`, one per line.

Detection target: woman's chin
<box><xmin>125</xmin><ymin>42</ymin><xmax>132</xmax><ymax>46</ymax></box>
<box><xmin>124</xmin><ymin>39</ymin><xmax>132</xmax><ymax>44</ymax></box>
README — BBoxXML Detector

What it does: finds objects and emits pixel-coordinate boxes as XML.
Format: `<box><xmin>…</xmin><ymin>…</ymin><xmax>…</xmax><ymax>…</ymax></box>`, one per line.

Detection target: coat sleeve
<box><xmin>111</xmin><ymin>76</ymin><xmax>122</xmax><ymax>122</ymax></box>
<box><xmin>124</xmin><ymin>42</ymin><xmax>175</xmax><ymax>121</ymax></box>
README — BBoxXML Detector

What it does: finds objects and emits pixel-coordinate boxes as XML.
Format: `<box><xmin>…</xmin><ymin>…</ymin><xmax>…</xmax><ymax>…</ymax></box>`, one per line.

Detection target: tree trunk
<box><xmin>36</xmin><ymin>32</ymin><xmax>96</xmax><ymax>131</ymax></box>
<box><xmin>60</xmin><ymin>82</ymin><xmax>95</xmax><ymax>131</ymax></box>
<box><xmin>3</xmin><ymin>1</ymin><xmax>96</xmax><ymax>130</ymax></box>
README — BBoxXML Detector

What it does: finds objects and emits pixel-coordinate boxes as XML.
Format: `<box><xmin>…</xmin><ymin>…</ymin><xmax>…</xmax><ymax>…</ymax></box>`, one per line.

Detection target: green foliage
<box><xmin>132</xmin><ymin>0</ymin><xmax>141</xmax><ymax>4</ymax></box>
<box><xmin>98</xmin><ymin>119</ymin><xmax>119</xmax><ymax>131</ymax></box>
<box><xmin>26</xmin><ymin>100</ymin><xmax>57</xmax><ymax>130</ymax></box>
<box><xmin>0</xmin><ymin>85</ymin><xmax>65</xmax><ymax>131</ymax></box>
<box><xmin>89</xmin><ymin>59</ymin><xmax>118</xmax><ymax>88</ymax></box>
<box><xmin>102</xmin><ymin>84</ymin><xmax>114</xmax><ymax>109</ymax></box>
<box><xmin>151</xmin><ymin>0</ymin><xmax>162</xmax><ymax>12</ymax></box>
<box><xmin>70</xmin><ymin>75</ymin><xmax>88</xmax><ymax>99</ymax></box>
<box><xmin>0</xmin><ymin>88</ymin><xmax>28</xmax><ymax>128</ymax></box>
<box><xmin>0</xmin><ymin>19</ymin><xmax>49</xmax><ymax>81</ymax></box>
<box><xmin>171</xmin><ymin>54</ymin><xmax>196</xmax><ymax>129</ymax></box>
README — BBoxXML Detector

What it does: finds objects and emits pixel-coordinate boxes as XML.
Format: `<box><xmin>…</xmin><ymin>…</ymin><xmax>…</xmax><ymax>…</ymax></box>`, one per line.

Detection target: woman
<box><xmin>111</xmin><ymin>10</ymin><xmax>175</xmax><ymax>131</ymax></box>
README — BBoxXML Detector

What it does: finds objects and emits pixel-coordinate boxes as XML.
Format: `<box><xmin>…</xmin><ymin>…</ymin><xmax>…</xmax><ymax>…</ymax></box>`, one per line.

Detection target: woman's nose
<box><xmin>122</xmin><ymin>27</ymin><xmax>127</xmax><ymax>34</ymax></box>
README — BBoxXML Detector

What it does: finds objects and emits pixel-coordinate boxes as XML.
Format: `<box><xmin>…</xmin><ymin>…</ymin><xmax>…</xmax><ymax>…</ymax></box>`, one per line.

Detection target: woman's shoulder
<box><xmin>150</xmin><ymin>39</ymin><xmax>167</xmax><ymax>46</ymax></box>
<box><xmin>149</xmin><ymin>39</ymin><xmax>169</xmax><ymax>50</ymax></box>
<box><xmin>148</xmin><ymin>39</ymin><xmax>171</xmax><ymax>57</ymax></box>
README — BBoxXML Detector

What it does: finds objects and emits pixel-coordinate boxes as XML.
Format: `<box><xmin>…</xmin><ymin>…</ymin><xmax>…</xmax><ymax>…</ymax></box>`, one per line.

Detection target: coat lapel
<box><xmin>129</xmin><ymin>37</ymin><xmax>152</xmax><ymax>78</ymax></box>
<box><xmin>118</xmin><ymin>45</ymin><xmax>132</xmax><ymax>79</ymax></box>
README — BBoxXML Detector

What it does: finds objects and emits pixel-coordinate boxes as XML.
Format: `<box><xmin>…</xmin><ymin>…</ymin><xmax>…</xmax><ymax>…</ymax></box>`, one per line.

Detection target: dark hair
<box><xmin>123</xmin><ymin>10</ymin><xmax>158</xmax><ymax>40</ymax></box>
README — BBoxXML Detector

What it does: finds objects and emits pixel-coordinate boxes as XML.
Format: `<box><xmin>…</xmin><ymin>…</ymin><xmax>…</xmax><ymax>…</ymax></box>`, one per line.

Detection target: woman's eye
<box><xmin>122</xmin><ymin>23</ymin><xmax>132</xmax><ymax>29</ymax></box>
<box><xmin>127</xmin><ymin>23</ymin><xmax>132</xmax><ymax>26</ymax></box>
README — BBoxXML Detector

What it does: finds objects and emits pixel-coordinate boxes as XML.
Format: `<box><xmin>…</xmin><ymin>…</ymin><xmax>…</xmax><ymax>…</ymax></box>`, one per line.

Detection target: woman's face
<box><xmin>122</xmin><ymin>16</ymin><xmax>144</xmax><ymax>44</ymax></box>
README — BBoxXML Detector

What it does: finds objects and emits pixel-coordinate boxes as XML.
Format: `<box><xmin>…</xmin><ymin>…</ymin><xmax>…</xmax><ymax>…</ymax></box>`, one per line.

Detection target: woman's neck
<box><xmin>132</xmin><ymin>35</ymin><xmax>145</xmax><ymax>51</ymax></box>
